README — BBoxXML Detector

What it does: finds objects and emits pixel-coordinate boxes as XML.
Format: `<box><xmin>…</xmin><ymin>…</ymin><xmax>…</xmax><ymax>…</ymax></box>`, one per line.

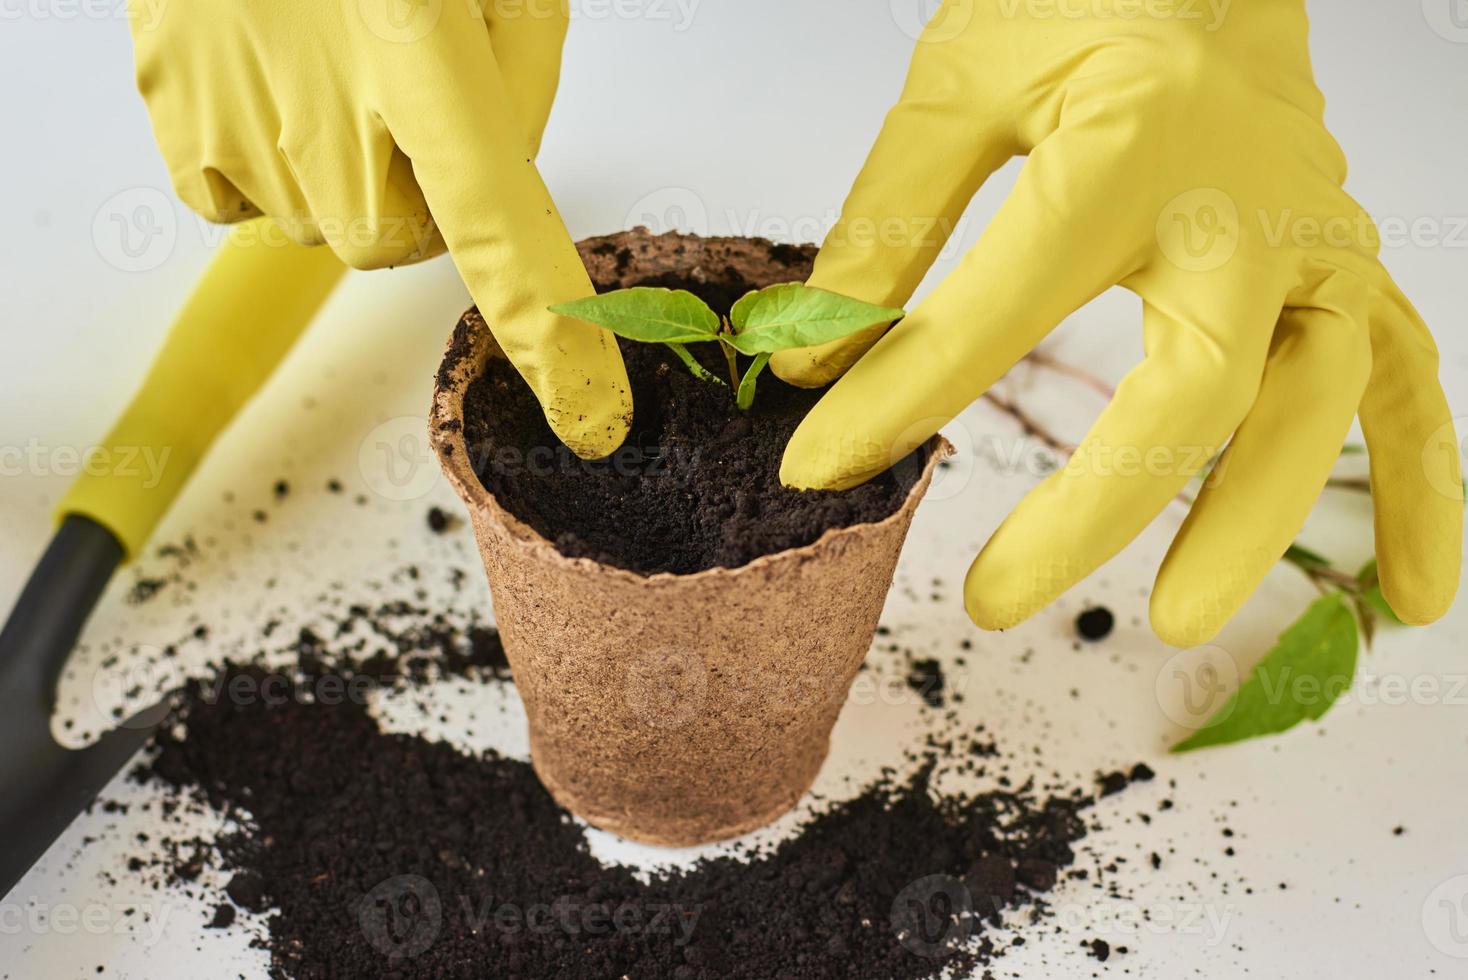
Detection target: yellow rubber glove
<box><xmin>57</xmin><ymin>219</ymin><xmax>344</xmax><ymax>560</ymax></box>
<box><xmin>776</xmin><ymin>1</ymin><xmax>1461</xmax><ymax>646</ymax></box>
<box><xmin>129</xmin><ymin>0</ymin><xmax>630</xmax><ymax>458</ymax></box>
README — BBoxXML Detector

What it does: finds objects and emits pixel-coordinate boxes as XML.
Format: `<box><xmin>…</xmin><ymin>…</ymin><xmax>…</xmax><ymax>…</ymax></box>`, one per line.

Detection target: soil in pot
<box><xmin>459</xmin><ymin>230</ymin><xmax>923</xmax><ymax>576</ymax></box>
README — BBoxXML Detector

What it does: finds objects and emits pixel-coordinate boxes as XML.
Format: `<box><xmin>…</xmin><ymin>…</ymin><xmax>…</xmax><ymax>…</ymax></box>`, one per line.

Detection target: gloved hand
<box><xmin>776</xmin><ymin>1</ymin><xmax>1461</xmax><ymax>646</ymax></box>
<box><xmin>129</xmin><ymin>0</ymin><xmax>630</xmax><ymax>458</ymax></box>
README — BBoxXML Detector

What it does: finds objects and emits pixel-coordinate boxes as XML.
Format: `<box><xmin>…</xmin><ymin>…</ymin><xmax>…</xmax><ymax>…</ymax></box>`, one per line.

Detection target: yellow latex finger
<box><xmin>1359</xmin><ymin>265</ymin><xmax>1463</xmax><ymax>624</ymax></box>
<box><xmin>1150</xmin><ymin>271</ymin><xmax>1372</xmax><ymax>647</ymax></box>
<box><xmin>483</xmin><ymin>0</ymin><xmax>571</xmax><ymax>155</ymax></box>
<box><xmin>378</xmin><ymin>10</ymin><xmax>631</xmax><ymax>460</ymax></box>
<box><xmin>276</xmin><ymin>114</ymin><xmax>445</xmax><ymax>270</ymax></box>
<box><xmin>770</xmin><ymin>19</ymin><xmax>1018</xmax><ymax>389</ymax></box>
<box><xmin>781</xmin><ymin>105</ymin><xmax>1150</xmax><ymax>493</ymax></box>
<box><xmin>964</xmin><ymin>291</ymin><xmax>1276</xmax><ymax>632</ymax></box>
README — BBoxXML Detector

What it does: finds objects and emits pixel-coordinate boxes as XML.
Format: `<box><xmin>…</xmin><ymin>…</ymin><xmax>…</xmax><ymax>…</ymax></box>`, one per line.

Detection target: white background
<box><xmin>1</xmin><ymin>1</ymin><xmax>1467</xmax><ymax>977</ymax></box>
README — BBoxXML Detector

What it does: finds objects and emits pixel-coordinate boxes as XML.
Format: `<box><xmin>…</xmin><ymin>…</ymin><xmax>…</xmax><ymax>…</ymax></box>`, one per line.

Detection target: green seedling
<box><xmin>550</xmin><ymin>283</ymin><xmax>904</xmax><ymax>410</ymax></box>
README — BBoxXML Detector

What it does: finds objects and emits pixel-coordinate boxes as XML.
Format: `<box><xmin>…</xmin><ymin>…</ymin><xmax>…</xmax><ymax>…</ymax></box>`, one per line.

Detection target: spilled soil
<box><xmin>458</xmin><ymin>230</ymin><xmax>923</xmax><ymax>575</ymax></box>
<box><xmin>138</xmin><ymin>639</ymin><xmax>1152</xmax><ymax>980</ymax></box>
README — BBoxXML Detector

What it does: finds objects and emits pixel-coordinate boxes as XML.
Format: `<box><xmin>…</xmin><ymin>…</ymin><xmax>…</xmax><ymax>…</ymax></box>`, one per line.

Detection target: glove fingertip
<box><xmin>769</xmin><ymin>348</ymin><xmax>845</xmax><ymax>389</ymax></box>
<box><xmin>962</xmin><ymin>564</ymin><xmax>1024</xmax><ymax>632</ymax></box>
<box><xmin>546</xmin><ymin>393</ymin><xmax>632</xmax><ymax>462</ymax></box>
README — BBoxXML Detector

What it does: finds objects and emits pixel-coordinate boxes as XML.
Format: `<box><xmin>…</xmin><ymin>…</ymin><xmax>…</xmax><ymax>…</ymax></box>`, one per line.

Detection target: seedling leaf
<box><xmin>552</xmin><ymin>283</ymin><xmax>905</xmax><ymax>410</ymax></box>
<box><xmin>549</xmin><ymin>288</ymin><xmax>721</xmax><ymax>345</ymax></box>
<box><xmin>1171</xmin><ymin>593</ymin><xmax>1358</xmax><ymax>753</ymax></box>
<box><xmin>725</xmin><ymin>283</ymin><xmax>904</xmax><ymax>355</ymax></box>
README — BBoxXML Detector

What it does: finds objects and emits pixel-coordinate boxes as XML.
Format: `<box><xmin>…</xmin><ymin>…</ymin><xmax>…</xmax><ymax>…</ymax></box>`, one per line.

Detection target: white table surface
<box><xmin>2</xmin><ymin>2</ymin><xmax>1466</xmax><ymax>977</ymax></box>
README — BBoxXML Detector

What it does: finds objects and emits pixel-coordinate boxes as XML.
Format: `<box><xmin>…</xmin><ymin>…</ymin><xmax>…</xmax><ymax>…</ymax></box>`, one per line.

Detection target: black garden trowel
<box><xmin>0</xmin><ymin>223</ymin><xmax>343</xmax><ymax>896</ymax></box>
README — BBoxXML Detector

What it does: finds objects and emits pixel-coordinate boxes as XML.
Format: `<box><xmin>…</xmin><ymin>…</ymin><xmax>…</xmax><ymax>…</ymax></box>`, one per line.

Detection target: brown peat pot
<box><xmin>430</xmin><ymin>229</ymin><xmax>950</xmax><ymax>846</ymax></box>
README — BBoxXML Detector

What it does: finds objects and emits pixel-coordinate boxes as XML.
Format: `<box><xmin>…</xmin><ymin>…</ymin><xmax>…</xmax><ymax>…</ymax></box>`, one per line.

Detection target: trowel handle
<box><xmin>55</xmin><ymin>218</ymin><xmax>345</xmax><ymax>560</ymax></box>
<box><xmin>0</xmin><ymin>517</ymin><xmax>123</xmax><ymax>727</ymax></box>
<box><xmin>0</xmin><ymin>223</ymin><xmax>343</xmax><ymax>896</ymax></box>
<box><xmin>0</xmin><ymin>515</ymin><xmax>151</xmax><ymax>897</ymax></box>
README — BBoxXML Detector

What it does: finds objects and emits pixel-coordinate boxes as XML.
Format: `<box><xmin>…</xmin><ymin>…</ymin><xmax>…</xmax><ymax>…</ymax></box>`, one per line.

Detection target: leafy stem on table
<box><xmin>979</xmin><ymin>353</ymin><xmax>1439</xmax><ymax>753</ymax></box>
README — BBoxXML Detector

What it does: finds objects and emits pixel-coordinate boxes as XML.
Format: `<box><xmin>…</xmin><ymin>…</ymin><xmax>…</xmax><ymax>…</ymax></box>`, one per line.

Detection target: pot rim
<box><xmin>429</xmin><ymin>307</ymin><xmax>954</xmax><ymax>590</ymax></box>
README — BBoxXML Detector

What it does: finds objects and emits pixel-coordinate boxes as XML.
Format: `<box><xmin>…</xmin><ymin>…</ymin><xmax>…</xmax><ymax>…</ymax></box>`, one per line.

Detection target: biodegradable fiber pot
<box><xmin>430</xmin><ymin>229</ymin><xmax>951</xmax><ymax>847</ymax></box>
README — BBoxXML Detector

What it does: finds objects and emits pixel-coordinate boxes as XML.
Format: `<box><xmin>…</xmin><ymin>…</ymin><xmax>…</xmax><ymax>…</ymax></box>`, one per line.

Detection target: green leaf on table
<box><xmin>1171</xmin><ymin>593</ymin><xmax>1359</xmax><ymax>753</ymax></box>
<box><xmin>549</xmin><ymin>288</ymin><xmax>720</xmax><ymax>344</ymax></box>
<box><xmin>1356</xmin><ymin>559</ymin><xmax>1403</xmax><ymax>625</ymax></box>
<box><xmin>724</xmin><ymin>283</ymin><xmax>904</xmax><ymax>355</ymax></box>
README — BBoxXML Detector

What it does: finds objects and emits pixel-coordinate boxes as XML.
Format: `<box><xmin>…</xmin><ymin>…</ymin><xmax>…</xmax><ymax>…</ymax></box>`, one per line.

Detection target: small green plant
<box><xmin>1168</xmin><ymin>462</ymin><xmax>1465</xmax><ymax>754</ymax></box>
<box><xmin>550</xmin><ymin>284</ymin><xmax>904</xmax><ymax>410</ymax></box>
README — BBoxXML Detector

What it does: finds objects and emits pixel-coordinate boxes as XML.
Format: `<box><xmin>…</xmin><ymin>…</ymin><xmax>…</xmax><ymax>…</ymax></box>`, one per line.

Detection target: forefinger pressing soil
<box><xmin>459</xmin><ymin>229</ymin><xmax>922</xmax><ymax>575</ymax></box>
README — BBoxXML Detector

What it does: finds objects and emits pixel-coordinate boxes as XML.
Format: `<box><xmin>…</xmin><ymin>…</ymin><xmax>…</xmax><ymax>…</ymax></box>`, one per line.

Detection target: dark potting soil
<box><xmin>458</xmin><ymin>230</ymin><xmax>922</xmax><ymax>575</ymax></box>
<box><xmin>85</xmin><ymin>448</ymin><xmax>1183</xmax><ymax>980</ymax></box>
<box><xmin>90</xmin><ymin>533</ymin><xmax>1178</xmax><ymax>980</ymax></box>
<box><xmin>139</xmin><ymin>651</ymin><xmax>1152</xmax><ymax>980</ymax></box>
